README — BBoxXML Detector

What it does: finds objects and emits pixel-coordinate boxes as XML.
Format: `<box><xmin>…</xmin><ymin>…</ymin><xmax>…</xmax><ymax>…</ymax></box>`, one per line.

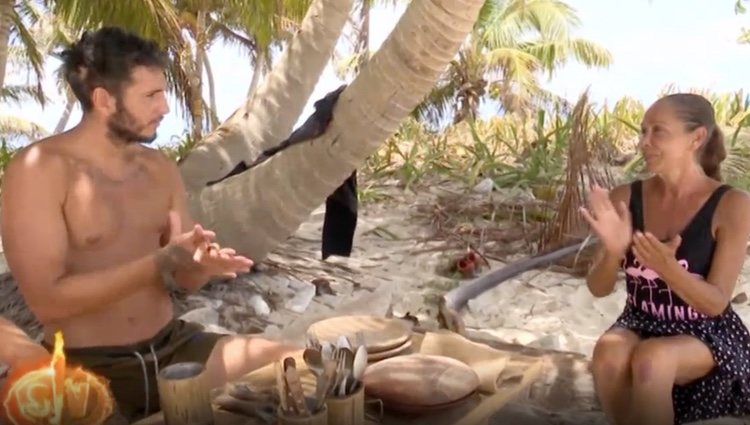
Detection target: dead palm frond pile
<box><xmin>536</xmin><ymin>91</ymin><xmax>616</xmax><ymax>275</ymax></box>
<box><xmin>416</xmin><ymin>189</ymin><xmax>550</xmax><ymax>261</ymax></box>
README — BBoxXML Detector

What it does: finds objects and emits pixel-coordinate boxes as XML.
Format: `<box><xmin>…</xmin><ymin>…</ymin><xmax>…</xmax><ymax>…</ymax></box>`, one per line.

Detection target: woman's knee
<box><xmin>629</xmin><ymin>339</ymin><xmax>676</xmax><ymax>385</ymax></box>
<box><xmin>591</xmin><ymin>329</ymin><xmax>640</xmax><ymax>381</ymax></box>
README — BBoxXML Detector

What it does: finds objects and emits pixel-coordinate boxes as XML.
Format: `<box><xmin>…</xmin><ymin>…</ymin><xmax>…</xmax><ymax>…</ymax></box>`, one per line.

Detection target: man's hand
<box><xmin>194</xmin><ymin>242</ymin><xmax>254</xmax><ymax>280</ymax></box>
<box><xmin>156</xmin><ymin>210</ymin><xmax>217</xmax><ymax>275</ymax></box>
<box><xmin>158</xmin><ymin>211</ymin><xmax>253</xmax><ymax>292</ymax></box>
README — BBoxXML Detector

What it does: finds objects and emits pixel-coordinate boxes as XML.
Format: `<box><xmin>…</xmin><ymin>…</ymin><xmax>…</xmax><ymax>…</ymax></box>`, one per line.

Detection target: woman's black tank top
<box><xmin>622</xmin><ymin>180</ymin><xmax>732</xmax><ymax>320</ymax></box>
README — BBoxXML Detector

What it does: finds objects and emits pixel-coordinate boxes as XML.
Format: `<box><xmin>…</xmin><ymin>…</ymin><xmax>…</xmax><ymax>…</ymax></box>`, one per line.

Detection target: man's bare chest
<box><xmin>63</xmin><ymin>169</ymin><xmax>171</xmax><ymax>251</ymax></box>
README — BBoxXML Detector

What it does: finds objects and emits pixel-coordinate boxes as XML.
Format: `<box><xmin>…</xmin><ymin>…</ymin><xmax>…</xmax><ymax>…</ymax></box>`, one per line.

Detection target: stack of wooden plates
<box><xmin>306</xmin><ymin>315</ymin><xmax>413</xmax><ymax>362</ymax></box>
<box><xmin>362</xmin><ymin>354</ymin><xmax>480</xmax><ymax>414</ymax></box>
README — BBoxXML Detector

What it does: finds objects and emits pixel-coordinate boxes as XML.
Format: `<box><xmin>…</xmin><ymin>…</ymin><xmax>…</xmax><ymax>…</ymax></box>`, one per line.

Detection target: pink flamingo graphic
<box><xmin>677</xmin><ymin>259</ymin><xmax>703</xmax><ymax>279</ymax></box>
<box><xmin>624</xmin><ymin>258</ymin><xmax>658</xmax><ymax>306</ymax></box>
<box><xmin>638</xmin><ymin>267</ymin><xmax>659</xmax><ymax>306</ymax></box>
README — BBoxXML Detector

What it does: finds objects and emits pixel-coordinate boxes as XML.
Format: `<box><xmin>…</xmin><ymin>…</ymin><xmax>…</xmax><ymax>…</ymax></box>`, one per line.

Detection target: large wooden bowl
<box><xmin>362</xmin><ymin>354</ymin><xmax>480</xmax><ymax>411</ymax></box>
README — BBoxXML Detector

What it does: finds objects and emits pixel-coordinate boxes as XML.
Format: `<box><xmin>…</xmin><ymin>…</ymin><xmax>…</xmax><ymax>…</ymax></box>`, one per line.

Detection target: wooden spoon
<box><xmin>303</xmin><ymin>348</ymin><xmax>324</xmax><ymax>376</ymax></box>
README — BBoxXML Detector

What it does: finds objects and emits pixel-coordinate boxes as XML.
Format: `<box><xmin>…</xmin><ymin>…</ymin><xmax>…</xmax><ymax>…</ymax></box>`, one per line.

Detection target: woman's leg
<box><xmin>591</xmin><ymin>327</ymin><xmax>642</xmax><ymax>425</ymax></box>
<box><xmin>628</xmin><ymin>335</ymin><xmax>716</xmax><ymax>425</ymax></box>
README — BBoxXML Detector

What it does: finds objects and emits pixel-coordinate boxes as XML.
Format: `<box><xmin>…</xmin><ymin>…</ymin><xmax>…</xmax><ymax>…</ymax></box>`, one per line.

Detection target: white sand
<box><xmin>5</xmin><ymin>177</ymin><xmax>750</xmax><ymax>424</ymax></box>
<box><xmin>284</xmin><ymin>179</ymin><xmax>750</xmax><ymax>357</ymax></box>
<box><xmin>256</xmin><ymin>178</ymin><xmax>750</xmax><ymax>425</ymax></box>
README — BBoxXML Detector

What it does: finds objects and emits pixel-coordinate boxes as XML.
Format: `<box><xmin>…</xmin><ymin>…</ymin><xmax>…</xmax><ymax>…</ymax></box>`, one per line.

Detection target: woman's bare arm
<box><xmin>661</xmin><ymin>189</ymin><xmax>750</xmax><ymax>317</ymax></box>
<box><xmin>585</xmin><ymin>184</ymin><xmax>632</xmax><ymax>297</ymax></box>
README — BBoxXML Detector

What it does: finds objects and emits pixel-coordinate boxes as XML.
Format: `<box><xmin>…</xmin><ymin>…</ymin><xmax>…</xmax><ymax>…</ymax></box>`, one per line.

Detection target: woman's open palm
<box><xmin>580</xmin><ymin>185</ymin><xmax>632</xmax><ymax>257</ymax></box>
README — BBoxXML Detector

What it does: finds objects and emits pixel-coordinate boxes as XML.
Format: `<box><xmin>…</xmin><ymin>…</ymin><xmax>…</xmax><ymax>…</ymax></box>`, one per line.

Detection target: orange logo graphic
<box><xmin>0</xmin><ymin>331</ymin><xmax>115</xmax><ymax>425</ymax></box>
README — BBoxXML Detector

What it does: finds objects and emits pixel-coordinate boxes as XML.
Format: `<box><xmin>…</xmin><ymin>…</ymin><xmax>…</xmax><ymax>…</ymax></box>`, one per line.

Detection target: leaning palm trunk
<box><xmin>188</xmin><ymin>0</ymin><xmax>486</xmax><ymax>261</ymax></box>
<box><xmin>178</xmin><ymin>0</ymin><xmax>354</xmax><ymax>191</ymax></box>
<box><xmin>0</xmin><ymin>0</ymin><xmax>13</xmax><ymax>90</ymax></box>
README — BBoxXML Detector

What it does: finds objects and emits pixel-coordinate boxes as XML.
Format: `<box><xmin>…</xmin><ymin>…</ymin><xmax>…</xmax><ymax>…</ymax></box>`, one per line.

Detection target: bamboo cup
<box><xmin>157</xmin><ymin>362</ymin><xmax>214</xmax><ymax>425</ymax></box>
<box><xmin>325</xmin><ymin>383</ymin><xmax>365</xmax><ymax>425</ymax></box>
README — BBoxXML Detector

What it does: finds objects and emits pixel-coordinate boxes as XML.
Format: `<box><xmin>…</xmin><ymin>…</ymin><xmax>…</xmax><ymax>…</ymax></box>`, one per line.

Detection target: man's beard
<box><xmin>106</xmin><ymin>102</ymin><xmax>158</xmax><ymax>145</ymax></box>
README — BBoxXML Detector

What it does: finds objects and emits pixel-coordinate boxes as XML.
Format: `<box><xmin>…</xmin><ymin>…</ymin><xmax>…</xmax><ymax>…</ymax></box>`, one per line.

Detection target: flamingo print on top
<box><xmin>608</xmin><ymin>180</ymin><xmax>750</xmax><ymax>425</ymax></box>
<box><xmin>621</xmin><ymin>180</ymin><xmax>733</xmax><ymax>322</ymax></box>
<box><xmin>622</xmin><ymin>256</ymin><xmax>707</xmax><ymax>321</ymax></box>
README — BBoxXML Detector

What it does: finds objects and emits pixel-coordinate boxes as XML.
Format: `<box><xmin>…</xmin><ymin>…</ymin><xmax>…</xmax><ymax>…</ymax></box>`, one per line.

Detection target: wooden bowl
<box><xmin>367</xmin><ymin>339</ymin><xmax>413</xmax><ymax>362</ymax></box>
<box><xmin>307</xmin><ymin>315</ymin><xmax>413</xmax><ymax>353</ymax></box>
<box><xmin>379</xmin><ymin>390</ymin><xmax>480</xmax><ymax>415</ymax></box>
<box><xmin>362</xmin><ymin>354</ymin><xmax>480</xmax><ymax>409</ymax></box>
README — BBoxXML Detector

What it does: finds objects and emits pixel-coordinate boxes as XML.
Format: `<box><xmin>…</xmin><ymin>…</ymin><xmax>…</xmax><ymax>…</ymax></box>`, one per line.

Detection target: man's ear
<box><xmin>90</xmin><ymin>87</ymin><xmax>116</xmax><ymax>114</ymax></box>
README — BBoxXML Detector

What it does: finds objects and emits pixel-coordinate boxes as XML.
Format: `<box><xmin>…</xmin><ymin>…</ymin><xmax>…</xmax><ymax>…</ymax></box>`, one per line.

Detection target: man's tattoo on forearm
<box><xmin>155</xmin><ymin>245</ymin><xmax>204</xmax><ymax>275</ymax></box>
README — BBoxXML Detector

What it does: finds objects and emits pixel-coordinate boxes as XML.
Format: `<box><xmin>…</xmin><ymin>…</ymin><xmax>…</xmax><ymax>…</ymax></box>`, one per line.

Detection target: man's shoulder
<box><xmin>6</xmin><ymin>136</ymin><xmax>70</xmax><ymax>179</ymax></box>
<box><xmin>130</xmin><ymin>146</ymin><xmax>186</xmax><ymax>195</ymax></box>
<box><xmin>133</xmin><ymin>145</ymin><xmax>177</xmax><ymax>170</ymax></box>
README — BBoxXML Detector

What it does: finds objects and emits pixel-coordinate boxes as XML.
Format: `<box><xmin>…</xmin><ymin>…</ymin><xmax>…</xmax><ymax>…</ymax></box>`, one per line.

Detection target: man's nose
<box><xmin>160</xmin><ymin>98</ymin><xmax>170</xmax><ymax>115</ymax></box>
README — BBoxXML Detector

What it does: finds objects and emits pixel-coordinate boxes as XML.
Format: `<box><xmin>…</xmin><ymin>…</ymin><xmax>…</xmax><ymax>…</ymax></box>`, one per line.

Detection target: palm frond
<box><xmin>519</xmin><ymin>38</ymin><xmax>612</xmax><ymax>77</ymax></box>
<box><xmin>9</xmin><ymin>3</ymin><xmax>45</xmax><ymax>100</ymax></box>
<box><xmin>0</xmin><ymin>84</ymin><xmax>47</xmax><ymax>105</ymax></box>
<box><xmin>412</xmin><ymin>77</ymin><xmax>460</xmax><ymax>128</ymax></box>
<box><xmin>45</xmin><ymin>0</ymin><xmax>184</xmax><ymax>48</ymax></box>
<box><xmin>0</xmin><ymin>114</ymin><xmax>49</xmax><ymax>143</ymax></box>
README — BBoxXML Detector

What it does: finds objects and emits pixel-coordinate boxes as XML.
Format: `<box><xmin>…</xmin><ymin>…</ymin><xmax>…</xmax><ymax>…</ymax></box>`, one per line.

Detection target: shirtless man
<box><xmin>0</xmin><ymin>26</ymin><xmax>300</xmax><ymax>422</ymax></box>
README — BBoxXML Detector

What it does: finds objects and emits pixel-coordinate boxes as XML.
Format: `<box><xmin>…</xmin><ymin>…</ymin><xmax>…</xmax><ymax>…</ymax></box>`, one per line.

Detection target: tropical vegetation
<box><xmin>1</xmin><ymin>0</ymin><xmax>749</xmax><ymax>262</ymax></box>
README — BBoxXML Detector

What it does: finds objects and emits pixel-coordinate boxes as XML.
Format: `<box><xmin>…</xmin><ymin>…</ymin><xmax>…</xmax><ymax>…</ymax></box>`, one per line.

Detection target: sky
<box><xmin>6</xmin><ymin>0</ymin><xmax>750</xmax><ymax>147</ymax></box>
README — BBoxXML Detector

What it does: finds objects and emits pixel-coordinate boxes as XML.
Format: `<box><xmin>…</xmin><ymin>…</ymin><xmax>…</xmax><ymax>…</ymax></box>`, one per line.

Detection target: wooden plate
<box><xmin>307</xmin><ymin>315</ymin><xmax>413</xmax><ymax>353</ymax></box>
<box><xmin>367</xmin><ymin>339</ymin><xmax>413</xmax><ymax>362</ymax></box>
<box><xmin>379</xmin><ymin>390</ymin><xmax>480</xmax><ymax>415</ymax></box>
<box><xmin>362</xmin><ymin>354</ymin><xmax>480</xmax><ymax>408</ymax></box>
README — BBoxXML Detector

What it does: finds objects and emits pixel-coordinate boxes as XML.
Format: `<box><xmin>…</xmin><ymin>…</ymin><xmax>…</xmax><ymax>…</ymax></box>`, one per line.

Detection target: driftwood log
<box><xmin>438</xmin><ymin>236</ymin><xmax>599</xmax><ymax>334</ymax></box>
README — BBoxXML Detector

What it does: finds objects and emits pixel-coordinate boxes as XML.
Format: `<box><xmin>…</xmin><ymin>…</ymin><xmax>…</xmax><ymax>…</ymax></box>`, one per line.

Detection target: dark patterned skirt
<box><xmin>612</xmin><ymin>304</ymin><xmax>750</xmax><ymax>424</ymax></box>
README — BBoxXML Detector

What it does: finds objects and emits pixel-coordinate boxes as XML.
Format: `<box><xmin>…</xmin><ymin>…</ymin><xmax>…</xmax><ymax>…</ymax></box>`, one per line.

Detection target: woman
<box><xmin>581</xmin><ymin>92</ymin><xmax>750</xmax><ymax>425</ymax></box>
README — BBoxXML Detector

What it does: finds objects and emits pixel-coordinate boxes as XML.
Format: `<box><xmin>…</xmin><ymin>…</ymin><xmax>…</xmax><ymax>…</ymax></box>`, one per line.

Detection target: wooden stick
<box><xmin>157</xmin><ymin>362</ymin><xmax>214</xmax><ymax>425</ymax></box>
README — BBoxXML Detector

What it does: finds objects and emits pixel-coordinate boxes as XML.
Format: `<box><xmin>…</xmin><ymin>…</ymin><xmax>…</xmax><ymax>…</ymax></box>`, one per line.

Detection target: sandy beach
<box><xmin>172</xmin><ymin>176</ymin><xmax>750</xmax><ymax>425</ymax></box>
<box><xmin>4</xmin><ymin>176</ymin><xmax>750</xmax><ymax>425</ymax></box>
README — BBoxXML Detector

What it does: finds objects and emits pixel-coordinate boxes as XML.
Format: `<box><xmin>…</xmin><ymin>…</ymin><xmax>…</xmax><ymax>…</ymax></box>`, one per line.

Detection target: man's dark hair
<box><xmin>60</xmin><ymin>26</ymin><xmax>168</xmax><ymax>111</ymax></box>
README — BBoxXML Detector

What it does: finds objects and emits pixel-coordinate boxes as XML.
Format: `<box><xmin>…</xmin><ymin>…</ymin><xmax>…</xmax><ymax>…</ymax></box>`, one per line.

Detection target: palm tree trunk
<box><xmin>201</xmin><ymin>49</ymin><xmax>219</xmax><ymax>130</ymax></box>
<box><xmin>54</xmin><ymin>88</ymin><xmax>76</xmax><ymax>133</ymax></box>
<box><xmin>354</xmin><ymin>0</ymin><xmax>370</xmax><ymax>74</ymax></box>
<box><xmin>187</xmin><ymin>0</ymin><xmax>485</xmax><ymax>261</ymax></box>
<box><xmin>0</xmin><ymin>0</ymin><xmax>13</xmax><ymax>90</ymax></box>
<box><xmin>190</xmin><ymin>10</ymin><xmax>207</xmax><ymax>142</ymax></box>
<box><xmin>246</xmin><ymin>48</ymin><xmax>265</xmax><ymax>100</ymax></box>
<box><xmin>178</xmin><ymin>0</ymin><xmax>355</xmax><ymax>191</ymax></box>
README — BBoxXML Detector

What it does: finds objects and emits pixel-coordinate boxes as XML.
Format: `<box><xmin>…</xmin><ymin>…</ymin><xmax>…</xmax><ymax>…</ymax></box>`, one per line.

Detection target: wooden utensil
<box><xmin>303</xmin><ymin>348</ymin><xmax>324</xmax><ymax>376</ymax></box>
<box><xmin>284</xmin><ymin>357</ymin><xmax>311</xmax><ymax>416</ymax></box>
<box><xmin>276</xmin><ymin>360</ymin><xmax>290</xmax><ymax>414</ymax></box>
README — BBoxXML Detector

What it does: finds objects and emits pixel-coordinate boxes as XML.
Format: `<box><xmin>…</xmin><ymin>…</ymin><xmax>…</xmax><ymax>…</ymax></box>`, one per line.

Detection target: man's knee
<box><xmin>203</xmin><ymin>334</ymin><xmax>299</xmax><ymax>386</ymax></box>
